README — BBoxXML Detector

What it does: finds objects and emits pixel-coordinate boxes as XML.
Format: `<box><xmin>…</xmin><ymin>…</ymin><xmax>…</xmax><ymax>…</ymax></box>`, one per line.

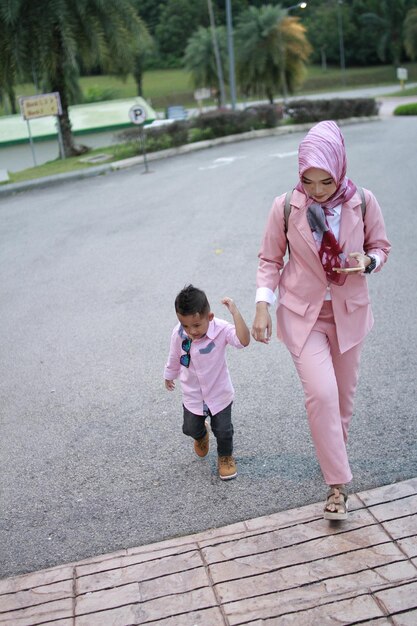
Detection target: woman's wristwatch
<box><xmin>364</xmin><ymin>254</ymin><xmax>377</xmax><ymax>274</ymax></box>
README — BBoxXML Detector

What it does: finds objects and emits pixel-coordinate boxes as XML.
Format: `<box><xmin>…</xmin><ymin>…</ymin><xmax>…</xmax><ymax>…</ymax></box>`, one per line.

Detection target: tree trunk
<box><xmin>7</xmin><ymin>82</ymin><xmax>17</xmax><ymax>114</ymax></box>
<box><xmin>134</xmin><ymin>57</ymin><xmax>144</xmax><ymax>97</ymax></box>
<box><xmin>52</xmin><ymin>34</ymin><xmax>88</xmax><ymax>158</ymax></box>
<box><xmin>266</xmin><ymin>88</ymin><xmax>274</xmax><ymax>104</ymax></box>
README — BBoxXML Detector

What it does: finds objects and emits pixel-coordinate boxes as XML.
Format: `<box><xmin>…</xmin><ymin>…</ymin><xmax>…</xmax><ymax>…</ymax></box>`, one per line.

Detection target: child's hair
<box><xmin>175</xmin><ymin>285</ymin><xmax>210</xmax><ymax>317</ymax></box>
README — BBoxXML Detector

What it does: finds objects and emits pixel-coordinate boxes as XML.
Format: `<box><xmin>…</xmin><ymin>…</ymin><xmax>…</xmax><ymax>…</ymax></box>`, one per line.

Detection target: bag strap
<box><xmin>284</xmin><ymin>190</ymin><xmax>292</xmax><ymax>234</ymax></box>
<box><xmin>358</xmin><ymin>186</ymin><xmax>366</xmax><ymax>219</ymax></box>
<box><xmin>284</xmin><ymin>186</ymin><xmax>366</xmax><ymax>233</ymax></box>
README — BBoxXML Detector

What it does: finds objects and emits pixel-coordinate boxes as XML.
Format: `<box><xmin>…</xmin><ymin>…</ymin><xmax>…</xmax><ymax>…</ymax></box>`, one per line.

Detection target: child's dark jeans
<box><xmin>182</xmin><ymin>402</ymin><xmax>233</xmax><ymax>456</ymax></box>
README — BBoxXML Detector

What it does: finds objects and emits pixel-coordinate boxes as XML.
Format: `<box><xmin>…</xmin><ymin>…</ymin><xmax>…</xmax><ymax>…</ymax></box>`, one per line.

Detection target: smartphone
<box><xmin>333</xmin><ymin>266</ymin><xmax>363</xmax><ymax>273</ymax></box>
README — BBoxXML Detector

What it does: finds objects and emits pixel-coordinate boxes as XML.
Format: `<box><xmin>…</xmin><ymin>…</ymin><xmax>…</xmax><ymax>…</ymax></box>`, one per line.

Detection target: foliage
<box><xmin>155</xmin><ymin>0</ymin><xmax>207</xmax><ymax>63</ymax></box>
<box><xmin>83</xmin><ymin>86</ymin><xmax>119</xmax><ymax>103</ymax></box>
<box><xmin>184</xmin><ymin>26</ymin><xmax>228</xmax><ymax>91</ymax></box>
<box><xmin>393</xmin><ymin>102</ymin><xmax>417</xmax><ymax>114</ymax></box>
<box><xmin>404</xmin><ymin>8</ymin><xmax>417</xmax><ymax>60</ymax></box>
<box><xmin>192</xmin><ymin>105</ymin><xmax>283</xmax><ymax>137</ymax></box>
<box><xmin>0</xmin><ymin>0</ymin><xmax>149</xmax><ymax>155</ymax></box>
<box><xmin>285</xmin><ymin>98</ymin><xmax>379</xmax><ymax>124</ymax></box>
<box><xmin>360</xmin><ymin>0</ymin><xmax>414</xmax><ymax>65</ymax></box>
<box><xmin>234</xmin><ymin>5</ymin><xmax>311</xmax><ymax>103</ymax></box>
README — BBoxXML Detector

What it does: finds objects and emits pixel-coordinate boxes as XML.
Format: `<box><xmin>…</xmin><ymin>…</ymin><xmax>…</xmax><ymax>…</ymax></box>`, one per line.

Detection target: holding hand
<box><xmin>251</xmin><ymin>302</ymin><xmax>272</xmax><ymax>344</ymax></box>
<box><xmin>333</xmin><ymin>252</ymin><xmax>370</xmax><ymax>274</ymax></box>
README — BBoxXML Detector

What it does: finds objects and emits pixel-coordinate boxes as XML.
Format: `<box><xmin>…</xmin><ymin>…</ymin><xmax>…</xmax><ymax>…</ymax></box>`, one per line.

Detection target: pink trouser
<box><xmin>290</xmin><ymin>301</ymin><xmax>363</xmax><ymax>486</ymax></box>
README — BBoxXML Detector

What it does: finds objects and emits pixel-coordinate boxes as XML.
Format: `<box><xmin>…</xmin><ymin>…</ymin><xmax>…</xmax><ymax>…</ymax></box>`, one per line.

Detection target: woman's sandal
<box><xmin>323</xmin><ymin>486</ymin><xmax>348</xmax><ymax>521</ymax></box>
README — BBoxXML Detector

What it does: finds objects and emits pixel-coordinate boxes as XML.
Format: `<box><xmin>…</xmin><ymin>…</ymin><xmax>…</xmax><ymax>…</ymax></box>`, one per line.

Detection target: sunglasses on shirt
<box><xmin>180</xmin><ymin>338</ymin><xmax>191</xmax><ymax>368</ymax></box>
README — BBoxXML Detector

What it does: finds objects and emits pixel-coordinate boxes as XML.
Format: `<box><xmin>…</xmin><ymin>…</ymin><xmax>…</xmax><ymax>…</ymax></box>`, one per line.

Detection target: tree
<box><xmin>235</xmin><ymin>5</ymin><xmax>311</xmax><ymax>103</ymax></box>
<box><xmin>0</xmin><ymin>0</ymin><xmax>148</xmax><ymax>157</ymax></box>
<box><xmin>404</xmin><ymin>7</ymin><xmax>417</xmax><ymax>60</ymax></box>
<box><xmin>360</xmin><ymin>0</ymin><xmax>411</xmax><ymax>65</ymax></box>
<box><xmin>183</xmin><ymin>26</ymin><xmax>228</xmax><ymax>105</ymax></box>
<box><xmin>155</xmin><ymin>0</ymin><xmax>207</xmax><ymax>65</ymax></box>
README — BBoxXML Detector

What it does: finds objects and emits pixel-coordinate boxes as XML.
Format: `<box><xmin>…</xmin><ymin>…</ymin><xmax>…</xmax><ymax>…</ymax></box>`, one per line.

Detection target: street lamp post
<box><xmin>281</xmin><ymin>2</ymin><xmax>307</xmax><ymax>104</ymax></box>
<box><xmin>207</xmin><ymin>0</ymin><xmax>226</xmax><ymax>107</ymax></box>
<box><xmin>336</xmin><ymin>0</ymin><xmax>346</xmax><ymax>85</ymax></box>
<box><xmin>226</xmin><ymin>0</ymin><xmax>237</xmax><ymax>110</ymax></box>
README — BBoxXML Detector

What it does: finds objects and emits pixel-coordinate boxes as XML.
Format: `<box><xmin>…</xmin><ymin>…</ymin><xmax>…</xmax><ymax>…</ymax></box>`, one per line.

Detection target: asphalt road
<box><xmin>1</xmin><ymin>117</ymin><xmax>416</xmax><ymax>578</ymax></box>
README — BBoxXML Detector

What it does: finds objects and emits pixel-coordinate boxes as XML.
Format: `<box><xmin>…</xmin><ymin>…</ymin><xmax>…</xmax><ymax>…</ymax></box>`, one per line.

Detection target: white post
<box><xmin>26</xmin><ymin>120</ymin><xmax>37</xmax><ymax>167</ymax></box>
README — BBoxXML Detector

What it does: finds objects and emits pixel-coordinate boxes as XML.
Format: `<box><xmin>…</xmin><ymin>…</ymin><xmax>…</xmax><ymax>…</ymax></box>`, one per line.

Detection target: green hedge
<box><xmin>394</xmin><ymin>103</ymin><xmax>417</xmax><ymax>116</ymax></box>
<box><xmin>114</xmin><ymin>99</ymin><xmax>378</xmax><ymax>156</ymax></box>
<box><xmin>284</xmin><ymin>98</ymin><xmax>379</xmax><ymax>123</ymax></box>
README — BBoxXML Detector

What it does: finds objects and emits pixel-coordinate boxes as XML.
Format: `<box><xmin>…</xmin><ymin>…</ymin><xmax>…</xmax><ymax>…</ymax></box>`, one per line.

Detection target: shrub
<box><xmin>188</xmin><ymin>127</ymin><xmax>216</xmax><ymax>142</ymax></box>
<box><xmin>394</xmin><ymin>103</ymin><xmax>417</xmax><ymax>115</ymax></box>
<box><xmin>116</xmin><ymin>120</ymin><xmax>189</xmax><ymax>151</ymax></box>
<box><xmin>285</xmin><ymin>98</ymin><xmax>379</xmax><ymax>123</ymax></box>
<box><xmin>191</xmin><ymin>105</ymin><xmax>283</xmax><ymax>138</ymax></box>
<box><xmin>83</xmin><ymin>87</ymin><xmax>119</xmax><ymax>103</ymax></box>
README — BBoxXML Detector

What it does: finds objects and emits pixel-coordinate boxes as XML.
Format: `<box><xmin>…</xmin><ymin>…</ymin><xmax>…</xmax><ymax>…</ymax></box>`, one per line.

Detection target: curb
<box><xmin>0</xmin><ymin>116</ymin><xmax>380</xmax><ymax>198</ymax></box>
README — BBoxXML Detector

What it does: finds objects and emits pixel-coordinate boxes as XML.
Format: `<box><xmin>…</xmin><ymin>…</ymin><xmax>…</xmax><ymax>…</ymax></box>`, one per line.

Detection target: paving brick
<box><xmin>222</xmin><ymin>560</ymin><xmax>415</xmax><ymax>625</ymax></box>
<box><xmin>392</xmin><ymin>609</ymin><xmax>417</xmax><ymax>625</ymax></box>
<box><xmin>75</xmin><ymin>587</ymin><xmax>218</xmax><ymax>625</ymax></box>
<box><xmin>358</xmin><ymin>479</ymin><xmax>417</xmax><ymax>507</ymax></box>
<box><xmin>143</xmin><ymin>606</ymin><xmax>226</xmax><ymax>625</ymax></box>
<box><xmin>374</xmin><ymin>580</ymin><xmax>417</xmax><ymax>613</ymax></box>
<box><xmin>369</xmin><ymin>495</ymin><xmax>417</xmax><ymax>522</ymax></box>
<box><xmin>214</xmin><ymin>543</ymin><xmax>410</xmax><ymax>601</ymax></box>
<box><xmin>77</xmin><ymin>548</ymin><xmax>204</xmax><ymax>594</ymax></box>
<box><xmin>382</xmin><ymin>514</ymin><xmax>417</xmax><ymax>540</ymax></box>
<box><xmin>0</xmin><ymin>598</ymin><xmax>73</xmax><ymax>625</ymax></box>
<box><xmin>75</xmin><ymin>581</ymin><xmax>139</xmax><ymax>615</ymax></box>
<box><xmin>0</xmin><ymin>566</ymin><xmax>74</xmax><ymax>595</ymax></box>
<box><xmin>0</xmin><ymin>578</ymin><xmax>74</xmax><ymax>612</ymax></box>
<box><xmin>397</xmin><ymin>536</ymin><xmax>417</xmax><ymax>558</ymax></box>
<box><xmin>242</xmin><ymin>496</ymin><xmax>369</xmax><ymax>535</ymax></box>
<box><xmin>203</xmin><ymin>522</ymin><xmax>390</xmax><ymax>569</ymax></box>
<box><xmin>76</xmin><ymin>565</ymin><xmax>211</xmax><ymax>614</ymax></box>
<box><xmin>232</xmin><ymin>593</ymin><xmax>384</xmax><ymax>625</ymax></box>
<box><xmin>76</xmin><ymin>542</ymin><xmax>195</xmax><ymax>577</ymax></box>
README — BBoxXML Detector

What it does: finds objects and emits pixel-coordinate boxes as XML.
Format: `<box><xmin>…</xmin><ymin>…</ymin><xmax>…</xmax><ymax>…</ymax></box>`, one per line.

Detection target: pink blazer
<box><xmin>257</xmin><ymin>188</ymin><xmax>391</xmax><ymax>356</ymax></box>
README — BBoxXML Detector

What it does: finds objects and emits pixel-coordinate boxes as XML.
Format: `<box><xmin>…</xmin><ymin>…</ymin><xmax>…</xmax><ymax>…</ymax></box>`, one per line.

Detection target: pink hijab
<box><xmin>295</xmin><ymin>120</ymin><xmax>357</xmax><ymax>209</ymax></box>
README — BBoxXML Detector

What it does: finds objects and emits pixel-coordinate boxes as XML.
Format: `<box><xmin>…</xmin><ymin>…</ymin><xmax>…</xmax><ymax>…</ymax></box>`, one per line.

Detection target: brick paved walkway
<box><xmin>1</xmin><ymin>478</ymin><xmax>416</xmax><ymax>625</ymax></box>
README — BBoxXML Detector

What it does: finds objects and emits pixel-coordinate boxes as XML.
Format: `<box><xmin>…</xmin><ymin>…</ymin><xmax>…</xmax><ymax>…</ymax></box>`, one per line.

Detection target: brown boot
<box><xmin>194</xmin><ymin>423</ymin><xmax>209</xmax><ymax>458</ymax></box>
<box><xmin>218</xmin><ymin>455</ymin><xmax>237</xmax><ymax>480</ymax></box>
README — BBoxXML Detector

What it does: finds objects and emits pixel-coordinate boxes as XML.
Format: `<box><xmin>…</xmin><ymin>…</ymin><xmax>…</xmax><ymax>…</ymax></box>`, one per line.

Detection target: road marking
<box><xmin>270</xmin><ymin>151</ymin><xmax>298</xmax><ymax>158</ymax></box>
<box><xmin>199</xmin><ymin>156</ymin><xmax>247</xmax><ymax>170</ymax></box>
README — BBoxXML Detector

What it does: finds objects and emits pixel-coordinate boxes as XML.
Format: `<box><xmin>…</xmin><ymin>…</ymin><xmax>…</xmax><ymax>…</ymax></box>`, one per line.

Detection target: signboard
<box><xmin>397</xmin><ymin>67</ymin><xmax>408</xmax><ymax>80</ymax></box>
<box><xmin>19</xmin><ymin>92</ymin><xmax>62</xmax><ymax>120</ymax></box>
<box><xmin>129</xmin><ymin>104</ymin><xmax>147</xmax><ymax>125</ymax></box>
<box><xmin>194</xmin><ymin>88</ymin><xmax>211</xmax><ymax>101</ymax></box>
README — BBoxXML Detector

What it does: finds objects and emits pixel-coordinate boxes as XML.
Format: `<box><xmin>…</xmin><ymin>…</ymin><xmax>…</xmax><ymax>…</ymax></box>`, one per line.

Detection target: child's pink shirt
<box><xmin>164</xmin><ymin>317</ymin><xmax>244</xmax><ymax>415</ymax></box>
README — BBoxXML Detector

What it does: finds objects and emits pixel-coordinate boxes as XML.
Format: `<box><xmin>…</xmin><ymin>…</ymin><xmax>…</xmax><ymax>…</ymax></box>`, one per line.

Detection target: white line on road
<box><xmin>270</xmin><ymin>151</ymin><xmax>298</xmax><ymax>158</ymax></box>
<box><xmin>199</xmin><ymin>156</ymin><xmax>247</xmax><ymax>170</ymax></box>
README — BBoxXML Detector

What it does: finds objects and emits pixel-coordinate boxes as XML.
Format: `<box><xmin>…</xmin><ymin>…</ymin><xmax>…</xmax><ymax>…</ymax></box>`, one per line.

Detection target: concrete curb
<box><xmin>0</xmin><ymin>116</ymin><xmax>380</xmax><ymax>198</ymax></box>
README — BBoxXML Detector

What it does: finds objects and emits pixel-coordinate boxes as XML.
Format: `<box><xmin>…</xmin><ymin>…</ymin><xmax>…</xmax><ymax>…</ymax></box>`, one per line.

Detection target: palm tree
<box><xmin>183</xmin><ymin>26</ymin><xmax>228</xmax><ymax>106</ymax></box>
<box><xmin>0</xmin><ymin>0</ymin><xmax>148</xmax><ymax>156</ymax></box>
<box><xmin>234</xmin><ymin>5</ymin><xmax>311</xmax><ymax>104</ymax></box>
<box><xmin>360</xmin><ymin>0</ymin><xmax>410</xmax><ymax>66</ymax></box>
<box><xmin>404</xmin><ymin>8</ymin><xmax>417</xmax><ymax>60</ymax></box>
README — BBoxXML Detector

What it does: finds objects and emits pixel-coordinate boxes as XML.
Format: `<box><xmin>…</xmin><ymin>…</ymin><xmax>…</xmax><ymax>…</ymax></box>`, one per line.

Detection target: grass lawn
<box><xmin>3</xmin><ymin>63</ymin><xmax>417</xmax><ymax>116</ymax></box>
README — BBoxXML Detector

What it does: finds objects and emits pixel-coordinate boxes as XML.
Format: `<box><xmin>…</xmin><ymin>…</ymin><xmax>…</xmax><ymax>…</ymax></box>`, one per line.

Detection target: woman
<box><xmin>252</xmin><ymin>121</ymin><xmax>391</xmax><ymax>520</ymax></box>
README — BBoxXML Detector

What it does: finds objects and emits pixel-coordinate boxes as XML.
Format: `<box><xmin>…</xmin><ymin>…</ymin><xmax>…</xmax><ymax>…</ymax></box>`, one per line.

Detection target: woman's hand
<box><xmin>251</xmin><ymin>302</ymin><xmax>272</xmax><ymax>343</ymax></box>
<box><xmin>165</xmin><ymin>379</ymin><xmax>175</xmax><ymax>391</ymax></box>
<box><xmin>333</xmin><ymin>252</ymin><xmax>370</xmax><ymax>274</ymax></box>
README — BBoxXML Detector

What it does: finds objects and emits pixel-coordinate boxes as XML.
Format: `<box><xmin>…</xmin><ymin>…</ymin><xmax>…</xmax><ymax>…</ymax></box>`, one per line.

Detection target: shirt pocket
<box><xmin>279</xmin><ymin>291</ymin><xmax>310</xmax><ymax>317</ymax></box>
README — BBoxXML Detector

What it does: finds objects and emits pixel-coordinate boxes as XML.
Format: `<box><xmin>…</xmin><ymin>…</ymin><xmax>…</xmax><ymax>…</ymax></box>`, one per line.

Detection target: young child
<box><xmin>164</xmin><ymin>285</ymin><xmax>250</xmax><ymax>480</ymax></box>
